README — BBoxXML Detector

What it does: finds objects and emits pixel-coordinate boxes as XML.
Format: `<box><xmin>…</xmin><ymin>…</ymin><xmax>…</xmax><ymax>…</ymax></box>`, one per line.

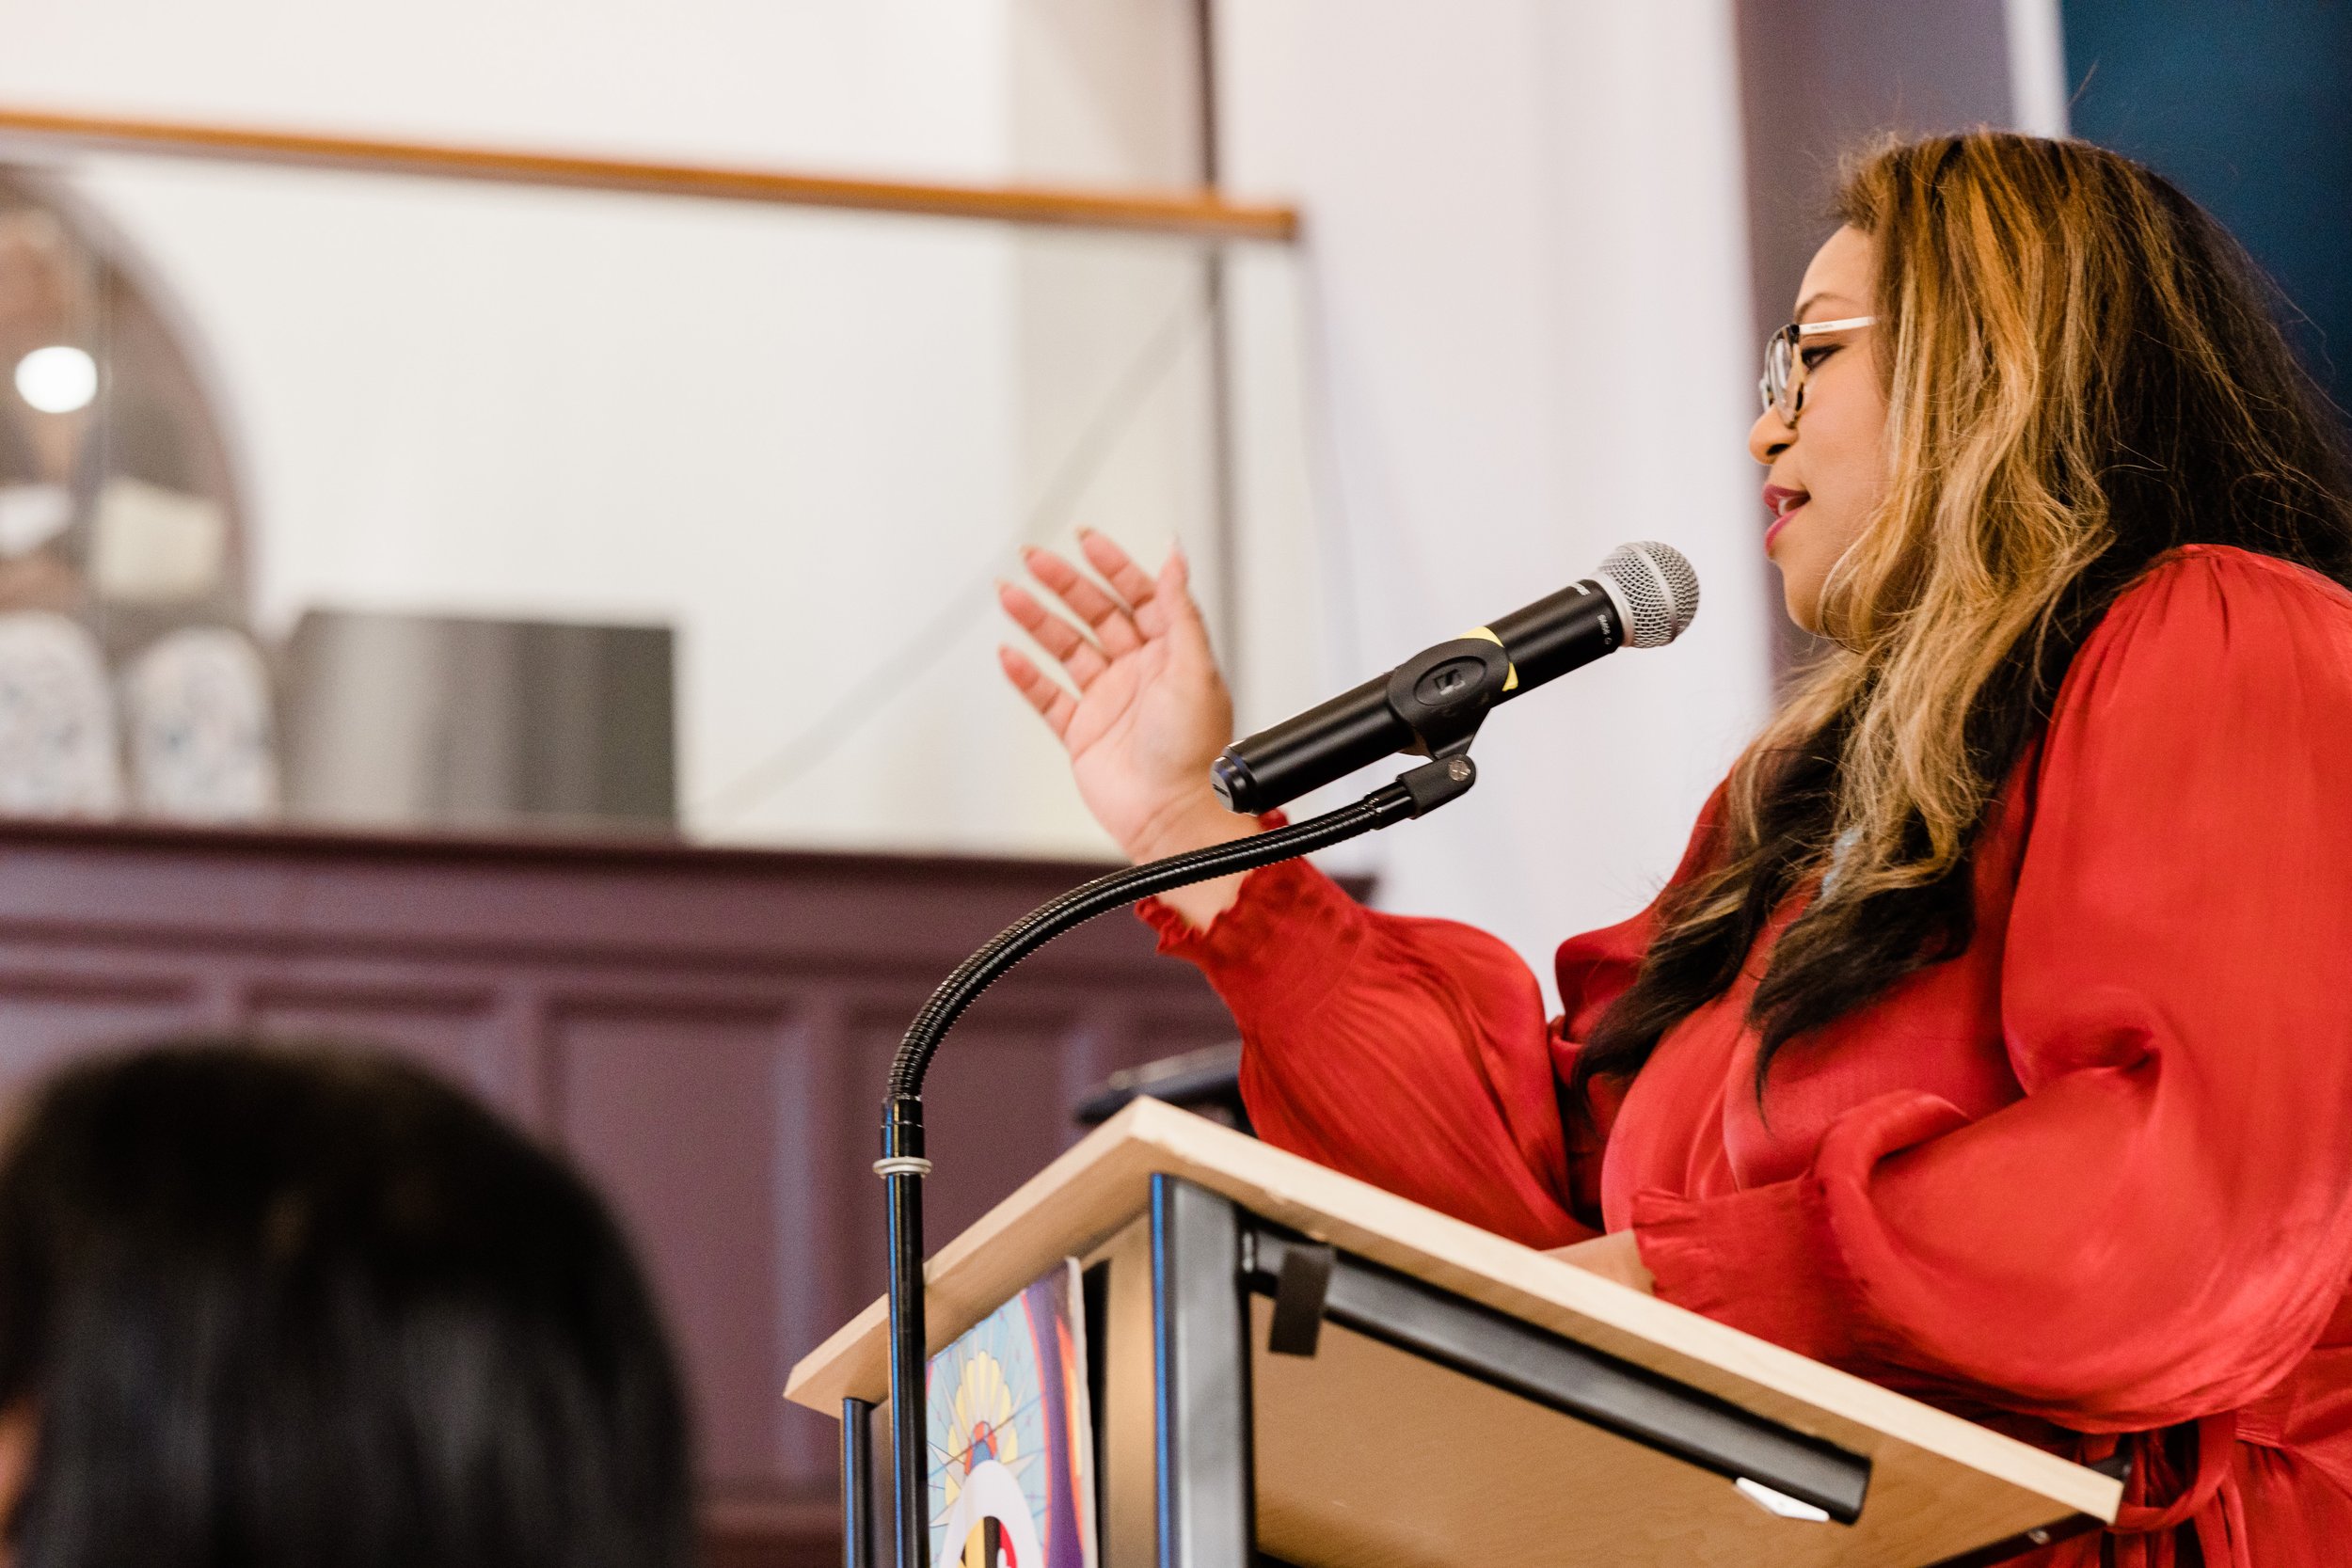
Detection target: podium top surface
<box><xmin>786</xmin><ymin>1099</ymin><xmax>2122</xmax><ymax>1533</ymax></box>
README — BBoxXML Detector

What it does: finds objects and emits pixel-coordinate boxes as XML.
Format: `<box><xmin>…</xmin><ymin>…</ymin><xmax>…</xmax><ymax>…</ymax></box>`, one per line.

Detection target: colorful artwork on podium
<box><xmin>928</xmin><ymin>1259</ymin><xmax>1097</xmax><ymax>1568</ymax></box>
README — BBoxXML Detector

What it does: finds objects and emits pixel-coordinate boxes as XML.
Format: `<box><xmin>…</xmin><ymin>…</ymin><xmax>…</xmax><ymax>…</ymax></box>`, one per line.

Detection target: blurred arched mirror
<box><xmin>0</xmin><ymin>171</ymin><xmax>272</xmax><ymax>823</ymax></box>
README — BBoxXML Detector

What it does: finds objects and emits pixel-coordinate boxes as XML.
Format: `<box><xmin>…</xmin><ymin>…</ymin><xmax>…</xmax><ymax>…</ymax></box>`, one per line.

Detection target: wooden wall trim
<box><xmin>0</xmin><ymin>104</ymin><xmax>1301</xmax><ymax>243</ymax></box>
<box><xmin>0</xmin><ymin>812</ymin><xmax>1132</xmax><ymax>881</ymax></box>
<box><xmin>0</xmin><ymin>821</ymin><xmax>1371</xmax><ymax>973</ymax></box>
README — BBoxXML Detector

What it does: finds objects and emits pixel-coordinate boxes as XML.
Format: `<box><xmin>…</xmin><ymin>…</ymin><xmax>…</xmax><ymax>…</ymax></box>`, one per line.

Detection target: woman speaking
<box><xmin>995</xmin><ymin>133</ymin><xmax>2352</xmax><ymax>1564</ymax></box>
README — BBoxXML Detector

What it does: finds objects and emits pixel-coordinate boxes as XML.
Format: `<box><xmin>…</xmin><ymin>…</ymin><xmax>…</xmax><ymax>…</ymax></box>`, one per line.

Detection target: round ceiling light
<box><xmin>14</xmin><ymin>345</ymin><xmax>98</xmax><ymax>414</ymax></box>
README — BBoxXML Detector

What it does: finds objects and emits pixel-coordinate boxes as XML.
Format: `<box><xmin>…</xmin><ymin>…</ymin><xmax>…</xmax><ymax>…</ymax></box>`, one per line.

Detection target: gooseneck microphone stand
<box><xmin>864</xmin><ymin>634</ymin><xmax>1514</xmax><ymax>1568</ymax></box>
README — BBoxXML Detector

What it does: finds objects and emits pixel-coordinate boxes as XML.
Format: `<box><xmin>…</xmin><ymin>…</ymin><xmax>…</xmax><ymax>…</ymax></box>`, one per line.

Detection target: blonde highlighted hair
<box><xmin>1574</xmin><ymin>132</ymin><xmax>2352</xmax><ymax>1101</ymax></box>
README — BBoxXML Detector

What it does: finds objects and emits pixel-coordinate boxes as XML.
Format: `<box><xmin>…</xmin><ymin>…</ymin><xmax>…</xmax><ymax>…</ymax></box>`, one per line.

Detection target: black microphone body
<box><xmin>1212</xmin><ymin>583</ymin><xmax>1618</xmax><ymax>815</ymax></box>
<box><xmin>1210</xmin><ymin>543</ymin><xmax>1699</xmax><ymax>816</ymax></box>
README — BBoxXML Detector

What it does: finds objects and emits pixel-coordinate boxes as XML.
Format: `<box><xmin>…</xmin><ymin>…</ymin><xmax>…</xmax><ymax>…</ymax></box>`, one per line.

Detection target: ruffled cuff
<box><xmin>1630</xmin><ymin>1178</ymin><xmax>1864</xmax><ymax>1367</ymax></box>
<box><xmin>1137</xmin><ymin>854</ymin><xmax>1371</xmax><ymax>1026</ymax></box>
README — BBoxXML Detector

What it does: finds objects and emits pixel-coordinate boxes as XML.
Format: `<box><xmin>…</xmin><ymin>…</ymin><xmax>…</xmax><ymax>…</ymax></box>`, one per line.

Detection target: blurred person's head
<box><xmin>0</xmin><ymin>1042</ymin><xmax>694</xmax><ymax>1568</ymax></box>
<box><xmin>1581</xmin><ymin>130</ymin><xmax>2352</xmax><ymax>1100</ymax></box>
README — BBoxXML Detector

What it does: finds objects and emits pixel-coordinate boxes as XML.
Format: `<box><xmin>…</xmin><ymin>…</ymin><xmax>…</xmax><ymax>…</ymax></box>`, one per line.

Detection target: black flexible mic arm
<box><xmin>875</xmin><ymin>736</ymin><xmax>1493</xmax><ymax>1568</ymax></box>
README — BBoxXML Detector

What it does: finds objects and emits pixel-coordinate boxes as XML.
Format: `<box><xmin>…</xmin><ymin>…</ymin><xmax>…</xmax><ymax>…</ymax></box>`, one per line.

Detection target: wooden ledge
<box><xmin>0</xmin><ymin>104</ymin><xmax>1301</xmax><ymax>243</ymax></box>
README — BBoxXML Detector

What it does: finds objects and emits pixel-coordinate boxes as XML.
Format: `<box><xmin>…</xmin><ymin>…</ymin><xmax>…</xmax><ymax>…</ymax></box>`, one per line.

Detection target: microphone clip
<box><xmin>1372</xmin><ymin>636</ymin><xmax>1510</xmax><ymax>820</ymax></box>
<box><xmin>1385</xmin><ymin>636</ymin><xmax>1512</xmax><ymax>763</ymax></box>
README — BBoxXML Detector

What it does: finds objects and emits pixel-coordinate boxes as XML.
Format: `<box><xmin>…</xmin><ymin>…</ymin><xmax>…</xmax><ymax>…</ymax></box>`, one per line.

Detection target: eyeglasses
<box><xmin>1759</xmin><ymin>315</ymin><xmax>1875</xmax><ymax>423</ymax></box>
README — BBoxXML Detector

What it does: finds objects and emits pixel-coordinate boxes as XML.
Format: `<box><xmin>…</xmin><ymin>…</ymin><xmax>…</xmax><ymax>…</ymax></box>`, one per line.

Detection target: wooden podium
<box><xmin>787</xmin><ymin>1099</ymin><xmax>2122</xmax><ymax>1568</ymax></box>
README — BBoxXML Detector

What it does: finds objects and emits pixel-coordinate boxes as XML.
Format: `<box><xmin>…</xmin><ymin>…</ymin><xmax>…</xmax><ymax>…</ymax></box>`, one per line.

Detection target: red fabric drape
<box><xmin>1143</xmin><ymin>546</ymin><xmax>2352</xmax><ymax>1564</ymax></box>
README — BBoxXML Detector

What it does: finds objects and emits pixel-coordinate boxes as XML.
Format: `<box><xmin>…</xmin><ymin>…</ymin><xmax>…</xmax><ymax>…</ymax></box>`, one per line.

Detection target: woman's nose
<box><xmin>1748</xmin><ymin>404</ymin><xmax>1793</xmax><ymax>465</ymax></box>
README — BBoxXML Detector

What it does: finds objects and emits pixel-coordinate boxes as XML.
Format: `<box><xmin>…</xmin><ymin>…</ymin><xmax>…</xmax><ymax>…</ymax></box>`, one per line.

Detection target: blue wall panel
<box><xmin>2062</xmin><ymin>1</ymin><xmax>2352</xmax><ymax>401</ymax></box>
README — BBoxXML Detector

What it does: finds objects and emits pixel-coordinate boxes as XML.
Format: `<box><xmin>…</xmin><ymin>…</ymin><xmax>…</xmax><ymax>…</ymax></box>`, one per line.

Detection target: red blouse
<box><xmin>1143</xmin><ymin>546</ymin><xmax>2352</xmax><ymax>1567</ymax></box>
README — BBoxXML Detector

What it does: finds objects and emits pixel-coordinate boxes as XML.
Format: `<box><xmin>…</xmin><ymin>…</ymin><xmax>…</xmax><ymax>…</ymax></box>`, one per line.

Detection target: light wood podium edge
<box><xmin>785</xmin><ymin>1099</ymin><xmax>2121</xmax><ymax>1525</ymax></box>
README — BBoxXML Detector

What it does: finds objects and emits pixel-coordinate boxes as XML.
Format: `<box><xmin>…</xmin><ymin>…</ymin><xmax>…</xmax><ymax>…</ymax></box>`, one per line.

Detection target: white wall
<box><xmin>1218</xmin><ymin>1</ymin><xmax>1772</xmax><ymax>991</ymax></box>
<box><xmin>0</xmin><ymin>0</ymin><xmax>1268</xmax><ymax>857</ymax></box>
<box><xmin>0</xmin><ymin>0</ymin><xmax>1772</xmax><ymax>983</ymax></box>
<box><xmin>0</xmin><ymin>0</ymin><xmax>1009</xmax><ymax>179</ymax></box>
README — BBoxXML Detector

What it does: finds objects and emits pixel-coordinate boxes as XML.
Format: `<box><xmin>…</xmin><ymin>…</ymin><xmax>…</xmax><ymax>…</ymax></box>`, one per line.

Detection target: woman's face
<box><xmin>1748</xmin><ymin>225</ymin><xmax>1889</xmax><ymax>633</ymax></box>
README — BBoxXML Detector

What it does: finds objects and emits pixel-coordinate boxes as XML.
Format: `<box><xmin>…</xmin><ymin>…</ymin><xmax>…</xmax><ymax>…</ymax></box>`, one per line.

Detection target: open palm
<box><xmin>996</xmin><ymin>531</ymin><xmax>1237</xmax><ymax>863</ymax></box>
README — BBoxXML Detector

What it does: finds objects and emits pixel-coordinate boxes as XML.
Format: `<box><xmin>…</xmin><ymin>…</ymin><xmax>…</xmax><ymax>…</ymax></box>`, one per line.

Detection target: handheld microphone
<box><xmin>1210</xmin><ymin>541</ymin><xmax>1700</xmax><ymax>816</ymax></box>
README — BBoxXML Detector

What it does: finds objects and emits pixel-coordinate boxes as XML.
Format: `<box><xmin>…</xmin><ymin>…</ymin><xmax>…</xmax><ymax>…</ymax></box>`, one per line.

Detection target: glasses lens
<box><xmin>1761</xmin><ymin>328</ymin><xmax>1794</xmax><ymax>418</ymax></box>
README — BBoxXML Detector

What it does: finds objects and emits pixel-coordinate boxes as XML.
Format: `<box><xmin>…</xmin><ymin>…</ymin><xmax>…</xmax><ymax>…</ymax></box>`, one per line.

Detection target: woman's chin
<box><xmin>1775</xmin><ymin>569</ymin><xmax>1825</xmax><ymax>636</ymax></box>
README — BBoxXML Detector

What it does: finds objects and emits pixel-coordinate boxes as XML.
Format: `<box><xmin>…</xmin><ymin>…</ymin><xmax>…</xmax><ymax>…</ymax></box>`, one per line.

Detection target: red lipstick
<box><xmin>1762</xmin><ymin>483</ymin><xmax>1809</xmax><ymax>553</ymax></box>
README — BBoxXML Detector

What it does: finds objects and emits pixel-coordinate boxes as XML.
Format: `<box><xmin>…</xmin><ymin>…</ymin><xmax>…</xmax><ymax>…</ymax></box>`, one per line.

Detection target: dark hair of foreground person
<box><xmin>0</xmin><ymin>1041</ymin><xmax>695</xmax><ymax>1568</ymax></box>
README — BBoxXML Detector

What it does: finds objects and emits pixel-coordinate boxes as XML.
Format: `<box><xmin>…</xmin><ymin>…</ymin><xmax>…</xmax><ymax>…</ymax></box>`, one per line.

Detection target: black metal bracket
<box><xmin>1263</xmin><ymin>1238</ymin><xmax>1334</xmax><ymax>1357</ymax></box>
<box><xmin>1236</xmin><ymin>1218</ymin><xmax>1873</xmax><ymax>1526</ymax></box>
<box><xmin>841</xmin><ymin>1397</ymin><xmax>875</xmax><ymax>1568</ymax></box>
<box><xmin>1152</xmin><ymin>1177</ymin><xmax>1256</xmax><ymax>1568</ymax></box>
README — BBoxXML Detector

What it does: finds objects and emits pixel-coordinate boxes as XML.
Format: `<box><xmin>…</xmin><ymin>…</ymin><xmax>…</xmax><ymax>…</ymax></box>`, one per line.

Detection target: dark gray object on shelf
<box><xmin>279</xmin><ymin>609</ymin><xmax>675</xmax><ymax>831</ymax></box>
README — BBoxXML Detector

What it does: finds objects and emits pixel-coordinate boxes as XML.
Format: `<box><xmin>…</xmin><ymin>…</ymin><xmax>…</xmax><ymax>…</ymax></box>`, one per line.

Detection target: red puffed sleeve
<box><xmin>1632</xmin><ymin>547</ymin><xmax>2352</xmax><ymax>1430</ymax></box>
<box><xmin>1141</xmin><ymin>802</ymin><xmax>1720</xmax><ymax>1249</ymax></box>
<box><xmin>1141</xmin><ymin>857</ymin><xmax>1590</xmax><ymax>1246</ymax></box>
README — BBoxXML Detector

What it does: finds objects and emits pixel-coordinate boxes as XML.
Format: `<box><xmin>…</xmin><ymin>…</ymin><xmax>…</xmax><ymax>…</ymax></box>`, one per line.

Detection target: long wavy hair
<box><xmin>1570</xmin><ymin>132</ymin><xmax>2352</xmax><ymax>1106</ymax></box>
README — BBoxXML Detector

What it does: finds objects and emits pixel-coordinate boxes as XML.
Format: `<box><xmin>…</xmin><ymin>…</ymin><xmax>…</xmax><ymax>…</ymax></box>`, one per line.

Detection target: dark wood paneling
<box><xmin>0</xmin><ymin>818</ymin><xmax>1264</xmax><ymax>1559</ymax></box>
<box><xmin>245</xmin><ymin>982</ymin><xmax>516</xmax><ymax>1102</ymax></box>
<box><xmin>0</xmin><ymin>971</ymin><xmax>200</xmax><ymax>1093</ymax></box>
<box><xmin>551</xmin><ymin>1000</ymin><xmax>811</xmax><ymax>1492</ymax></box>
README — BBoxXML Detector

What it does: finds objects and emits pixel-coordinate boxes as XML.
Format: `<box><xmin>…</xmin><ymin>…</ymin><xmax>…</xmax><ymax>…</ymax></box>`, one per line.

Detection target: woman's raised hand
<box><xmin>997</xmin><ymin>531</ymin><xmax>1258</xmax><ymax>874</ymax></box>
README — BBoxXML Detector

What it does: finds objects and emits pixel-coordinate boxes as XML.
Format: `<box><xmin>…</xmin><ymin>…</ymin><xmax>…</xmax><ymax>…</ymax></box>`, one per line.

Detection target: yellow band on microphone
<box><xmin>1461</xmin><ymin>626</ymin><xmax>1520</xmax><ymax>691</ymax></box>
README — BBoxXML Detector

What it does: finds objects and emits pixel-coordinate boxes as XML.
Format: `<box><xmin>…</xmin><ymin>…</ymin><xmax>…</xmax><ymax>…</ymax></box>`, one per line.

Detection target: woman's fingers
<box><xmin>998</xmin><ymin>645</ymin><xmax>1076</xmax><ymax>739</ymax></box>
<box><xmin>996</xmin><ymin>581</ymin><xmax>1108</xmax><ymax>689</ymax></box>
<box><xmin>1023</xmin><ymin>546</ymin><xmax>1143</xmax><ymax>657</ymax></box>
<box><xmin>1079</xmin><ymin>529</ymin><xmax>1159</xmax><ymax>610</ymax></box>
<box><xmin>1008</xmin><ymin>531</ymin><xmax>1194</xmax><ymax>662</ymax></box>
<box><xmin>1147</xmin><ymin>546</ymin><xmax>1210</xmax><ymax>648</ymax></box>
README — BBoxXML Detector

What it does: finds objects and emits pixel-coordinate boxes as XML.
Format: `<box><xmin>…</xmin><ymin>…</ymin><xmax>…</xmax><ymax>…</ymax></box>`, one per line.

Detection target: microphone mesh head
<box><xmin>1597</xmin><ymin>542</ymin><xmax>1700</xmax><ymax>648</ymax></box>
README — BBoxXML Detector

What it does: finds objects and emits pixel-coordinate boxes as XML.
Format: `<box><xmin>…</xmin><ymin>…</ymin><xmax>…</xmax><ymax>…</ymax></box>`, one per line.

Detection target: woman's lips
<box><xmin>1762</xmin><ymin>484</ymin><xmax>1809</xmax><ymax>553</ymax></box>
